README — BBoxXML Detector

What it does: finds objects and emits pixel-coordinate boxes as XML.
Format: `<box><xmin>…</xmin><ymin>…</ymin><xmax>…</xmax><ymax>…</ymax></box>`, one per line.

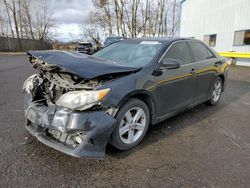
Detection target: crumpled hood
<box><xmin>27</xmin><ymin>50</ymin><xmax>141</xmax><ymax>79</ymax></box>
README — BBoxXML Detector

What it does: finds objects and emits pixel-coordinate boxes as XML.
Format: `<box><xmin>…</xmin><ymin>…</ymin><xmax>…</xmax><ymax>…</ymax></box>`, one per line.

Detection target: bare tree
<box><xmin>34</xmin><ymin>0</ymin><xmax>54</xmax><ymax>41</ymax></box>
<box><xmin>0</xmin><ymin>13</ymin><xmax>5</xmax><ymax>36</ymax></box>
<box><xmin>17</xmin><ymin>0</ymin><xmax>24</xmax><ymax>38</ymax></box>
<box><xmin>92</xmin><ymin>0</ymin><xmax>113</xmax><ymax>36</ymax></box>
<box><xmin>21</xmin><ymin>0</ymin><xmax>35</xmax><ymax>39</ymax></box>
<box><xmin>10</xmin><ymin>0</ymin><xmax>20</xmax><ymax>39</ymax></box>
<box><xmin>0</xmin><ymin>0</ymin><xmax>55</xmax><ymax>41</ymax></box>
<box><xmin>2</xmin><ymin>0</ymin><xmax>15</xmax><ymax>37</ymax></box>
<box><xmin>83</xmin><ymin>11</ymin><xmax>104</xmax><ymax>47</ymax></box>
<box><xmin>86</xmin><ymin>0</ymin><xmax>181</xmax><ymax>39</ymax></box>
<box><xmin>114</xmin><ymin>0</ymin><xmax>120</xmax><ymax>35</ymax></box>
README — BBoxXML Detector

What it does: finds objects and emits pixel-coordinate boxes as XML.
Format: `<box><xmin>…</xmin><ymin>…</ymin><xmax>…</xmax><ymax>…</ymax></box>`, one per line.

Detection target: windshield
<box><xmin>94</xmin><ymin>41</ymin><xmax>162</xmax><ymax>67</ymax></box>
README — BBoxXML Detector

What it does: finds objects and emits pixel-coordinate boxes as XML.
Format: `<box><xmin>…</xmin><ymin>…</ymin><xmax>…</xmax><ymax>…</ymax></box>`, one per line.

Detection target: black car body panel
<box><xmin>27</xmin><ymin>50</ymin><xmax>141</xmax><ymax>79</ymax></box>
<box><xmin>24</xmin><ymin>38</ymin><xmax>229</xmax><ymax>158</ymax></box>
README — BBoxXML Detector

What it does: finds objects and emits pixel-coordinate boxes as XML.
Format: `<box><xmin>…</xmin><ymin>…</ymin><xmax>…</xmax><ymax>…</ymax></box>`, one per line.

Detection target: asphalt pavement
<box><xmin>0</xmin><ymin>55</ymin><xmax>250</xmax><ymax>188</ymax></box>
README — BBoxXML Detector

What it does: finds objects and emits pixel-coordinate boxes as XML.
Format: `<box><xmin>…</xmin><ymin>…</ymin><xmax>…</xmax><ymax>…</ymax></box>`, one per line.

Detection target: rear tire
<box><xmin>109</xmin><ymin>98</ymin><xmax>150</xmax><ymax>150</ymax></box>
<box><xmin>207</xmin><ymin>77</ymin><xmax>223</xmax><ymax>106</ymax></box>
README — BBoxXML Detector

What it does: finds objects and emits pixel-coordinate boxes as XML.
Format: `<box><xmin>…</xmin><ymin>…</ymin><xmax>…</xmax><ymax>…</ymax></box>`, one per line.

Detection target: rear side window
<box><xmin>163</xmin><ymin>42</ymin><xmax>191</xmax><ymax>65</ymax></box>
<box><xmin>189</xmin><ymin>42</ymin><xmax>215</xmax><ymax>62</ymax></box>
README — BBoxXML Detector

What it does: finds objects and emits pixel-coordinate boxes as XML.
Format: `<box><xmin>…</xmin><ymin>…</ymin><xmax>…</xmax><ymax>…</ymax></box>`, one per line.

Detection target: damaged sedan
<box><xmin>23</xmin><ymin>38</ymin><xmax>229</xmax><ymax>158</ymax></box>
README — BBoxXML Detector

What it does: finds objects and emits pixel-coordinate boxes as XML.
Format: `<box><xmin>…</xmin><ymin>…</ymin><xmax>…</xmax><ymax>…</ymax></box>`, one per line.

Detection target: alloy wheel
<box><xmin>212</xmin><ymin>80</ymin><xmax>222</xmax><ymax>102</ymax></box>
<box><xmin>119</xmin><ymin>107</ymin><xmax>146</xmax><ymax>144</ymax></box>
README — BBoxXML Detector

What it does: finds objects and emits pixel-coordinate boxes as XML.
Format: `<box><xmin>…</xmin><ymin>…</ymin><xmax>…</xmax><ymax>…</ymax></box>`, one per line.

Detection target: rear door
<box><xmin>188</xmin><ymin>41</ymin><xmax>218</xmax><ymax>101</ymax></box>
<box><xmin>155</xmin><ymin>41</ymin><xmax>196</xmax><ymax>117</ymax></box>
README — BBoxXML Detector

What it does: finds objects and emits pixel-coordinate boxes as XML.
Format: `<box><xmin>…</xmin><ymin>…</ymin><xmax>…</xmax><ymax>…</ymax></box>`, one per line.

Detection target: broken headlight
<box><xmin>56</xmin><ymin>88</ymin><xmax>110</xmax><ymax>111</ymax></box>
<box><xmin>23</xmin><ymin>74</ymin><xmax>37</xmax><ymax>94</ymax></box>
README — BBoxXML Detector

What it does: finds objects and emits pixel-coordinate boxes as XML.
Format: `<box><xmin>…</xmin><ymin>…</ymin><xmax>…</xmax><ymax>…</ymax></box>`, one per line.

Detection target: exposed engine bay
<box><xmin>30</xmin><ymin>71</ymin><xmax>101</xmax><ymax>105</ymax></box>
<box><xmin>27</xmin><ymin>56</ymin><xmax>122</xmax><ymax>107</ymax></box>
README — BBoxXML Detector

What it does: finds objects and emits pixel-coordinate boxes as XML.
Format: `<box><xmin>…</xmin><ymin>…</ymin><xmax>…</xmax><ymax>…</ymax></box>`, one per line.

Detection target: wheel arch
<box><xmin>218</xmin><ymin>74</ymin><xmax>225</xmax><ymax>91</ymax></box>
<box><xmin>118</xmin><ymin>90</ymin><xmax>156</xmax><ymax>124</ymax></box>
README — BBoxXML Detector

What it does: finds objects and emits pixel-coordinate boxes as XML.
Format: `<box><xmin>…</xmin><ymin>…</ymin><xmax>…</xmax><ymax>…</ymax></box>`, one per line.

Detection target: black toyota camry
<box><xmin>23</xmin><ymin>38</ymin><xmax>229</xmax><ymax>158</ymax></box>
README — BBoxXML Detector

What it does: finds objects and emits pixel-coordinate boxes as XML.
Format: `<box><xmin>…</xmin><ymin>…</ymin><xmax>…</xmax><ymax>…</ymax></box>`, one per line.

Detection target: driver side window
<box><xmin>163</xmin><ymin>42</ymin><xmax>191</xmax><ymax>65</ymax></box>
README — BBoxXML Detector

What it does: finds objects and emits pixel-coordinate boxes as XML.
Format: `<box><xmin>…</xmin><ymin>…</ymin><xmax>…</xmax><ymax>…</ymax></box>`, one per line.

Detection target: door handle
<box><xmin>190</xmin><ymin>68</ymin><xmax>196</xmax><ymax>74</ymax></box>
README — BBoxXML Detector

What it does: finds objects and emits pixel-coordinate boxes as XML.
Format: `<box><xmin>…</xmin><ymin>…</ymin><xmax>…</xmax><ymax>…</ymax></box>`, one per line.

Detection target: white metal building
<box><xmin>180</xmin><ymin>0</ymin><xmax>250</xmax><ymax>65</ymax></box>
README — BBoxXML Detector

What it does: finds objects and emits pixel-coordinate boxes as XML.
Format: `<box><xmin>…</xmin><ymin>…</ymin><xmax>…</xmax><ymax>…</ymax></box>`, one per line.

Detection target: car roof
<box><xmin>122</xmin><ymin>37</ymin><xmax>199</xmax><ymax>44</ymax></box>
<box><xmin>107</xmin><ymin>36</ymin><xmax>126</xmax><ymax>39</ymax></box>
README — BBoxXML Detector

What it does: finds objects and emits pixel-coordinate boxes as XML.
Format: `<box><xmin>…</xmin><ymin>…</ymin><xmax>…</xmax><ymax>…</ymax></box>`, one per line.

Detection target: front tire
<box><xmin>109</xmin><ymin>98</ymin><xmax>150</xmax><ymax>150</ymax></box>
<box><xmin>207</xmin><ymin>77</ymin><xmax>223</xmax><ymax>106</ymax></box>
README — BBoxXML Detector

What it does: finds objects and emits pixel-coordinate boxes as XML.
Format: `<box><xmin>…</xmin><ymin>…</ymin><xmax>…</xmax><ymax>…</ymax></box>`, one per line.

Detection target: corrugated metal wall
<box><xmin>180</xmin><ymin>0</ymin><xmax>250</xmax><ymax>52</ymax></box>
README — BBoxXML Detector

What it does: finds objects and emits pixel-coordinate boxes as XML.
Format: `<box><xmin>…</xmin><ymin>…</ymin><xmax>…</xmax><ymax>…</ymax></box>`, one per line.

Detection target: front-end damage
<box><xmin>25</xmin><ymin>94</ymin><xmax>116</xmax><ymax>158</ymax></box>
<box><xmin>23</xmin><ymin>52</ymin><xmax>135</xmax><ymax>158</ymax></box>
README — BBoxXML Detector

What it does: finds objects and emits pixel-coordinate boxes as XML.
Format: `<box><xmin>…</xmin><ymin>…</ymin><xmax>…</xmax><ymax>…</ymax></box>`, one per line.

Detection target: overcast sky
<box><xmin>49</xmin><ymin>0</ymin><xmax>93</xmax><ymax>42</ymax></box>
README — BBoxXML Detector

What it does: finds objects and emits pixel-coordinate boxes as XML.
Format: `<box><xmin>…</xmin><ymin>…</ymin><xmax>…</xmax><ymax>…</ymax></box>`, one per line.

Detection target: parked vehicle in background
<box><xmin>103</xmin><ymin>36</ymin><xmax>127</xmax><ymax>48</ymax></box>
<box><xmin>75</xmin><ymin>42</ymin><xmax>94</xmax><ymax>55</ymax></box>
<box><xmin>23</xmin><ymin>38</ymin><xmax>229</xmax><ymax>158</ymax></box>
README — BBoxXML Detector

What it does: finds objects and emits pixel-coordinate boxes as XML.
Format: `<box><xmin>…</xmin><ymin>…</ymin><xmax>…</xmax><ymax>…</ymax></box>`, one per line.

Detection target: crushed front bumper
<box><xmin>24</xmin><ymin>94</ymin><xmax>116</xmax><ymax>159</ymax></box>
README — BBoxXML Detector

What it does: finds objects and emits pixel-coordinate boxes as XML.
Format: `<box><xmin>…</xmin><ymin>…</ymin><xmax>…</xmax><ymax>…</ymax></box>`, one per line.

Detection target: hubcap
<box><xmin>212</xmin><ymin>80</ymin><xmax>222</xmax><ymax>102</ymax></box>
<box><xmin>119</xmin><ymin>107</ymin><xmax>146</xmax><ymax>144</ymax></box>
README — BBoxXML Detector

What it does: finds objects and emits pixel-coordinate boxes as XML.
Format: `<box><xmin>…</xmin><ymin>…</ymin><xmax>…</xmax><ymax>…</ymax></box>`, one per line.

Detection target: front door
<box><xmin>155</xmin><ymin>41</ymin><xmax>196</xmax><ymax>117</ymax></box>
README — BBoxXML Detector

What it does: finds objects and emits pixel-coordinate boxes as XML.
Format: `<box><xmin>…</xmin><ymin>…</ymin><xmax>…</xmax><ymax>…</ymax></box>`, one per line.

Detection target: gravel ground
<box><xmin>0</xmin><ymin>55</ymin><xmax>250</xmax><ymax>188</ymax></box>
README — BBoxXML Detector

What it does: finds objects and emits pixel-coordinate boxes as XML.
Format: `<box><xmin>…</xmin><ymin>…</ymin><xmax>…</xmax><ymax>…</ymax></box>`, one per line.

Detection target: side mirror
<box><xmin>159</xmin><ymin>59</ymin><xmax>181</xmax><ymax>70</ymax></box>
